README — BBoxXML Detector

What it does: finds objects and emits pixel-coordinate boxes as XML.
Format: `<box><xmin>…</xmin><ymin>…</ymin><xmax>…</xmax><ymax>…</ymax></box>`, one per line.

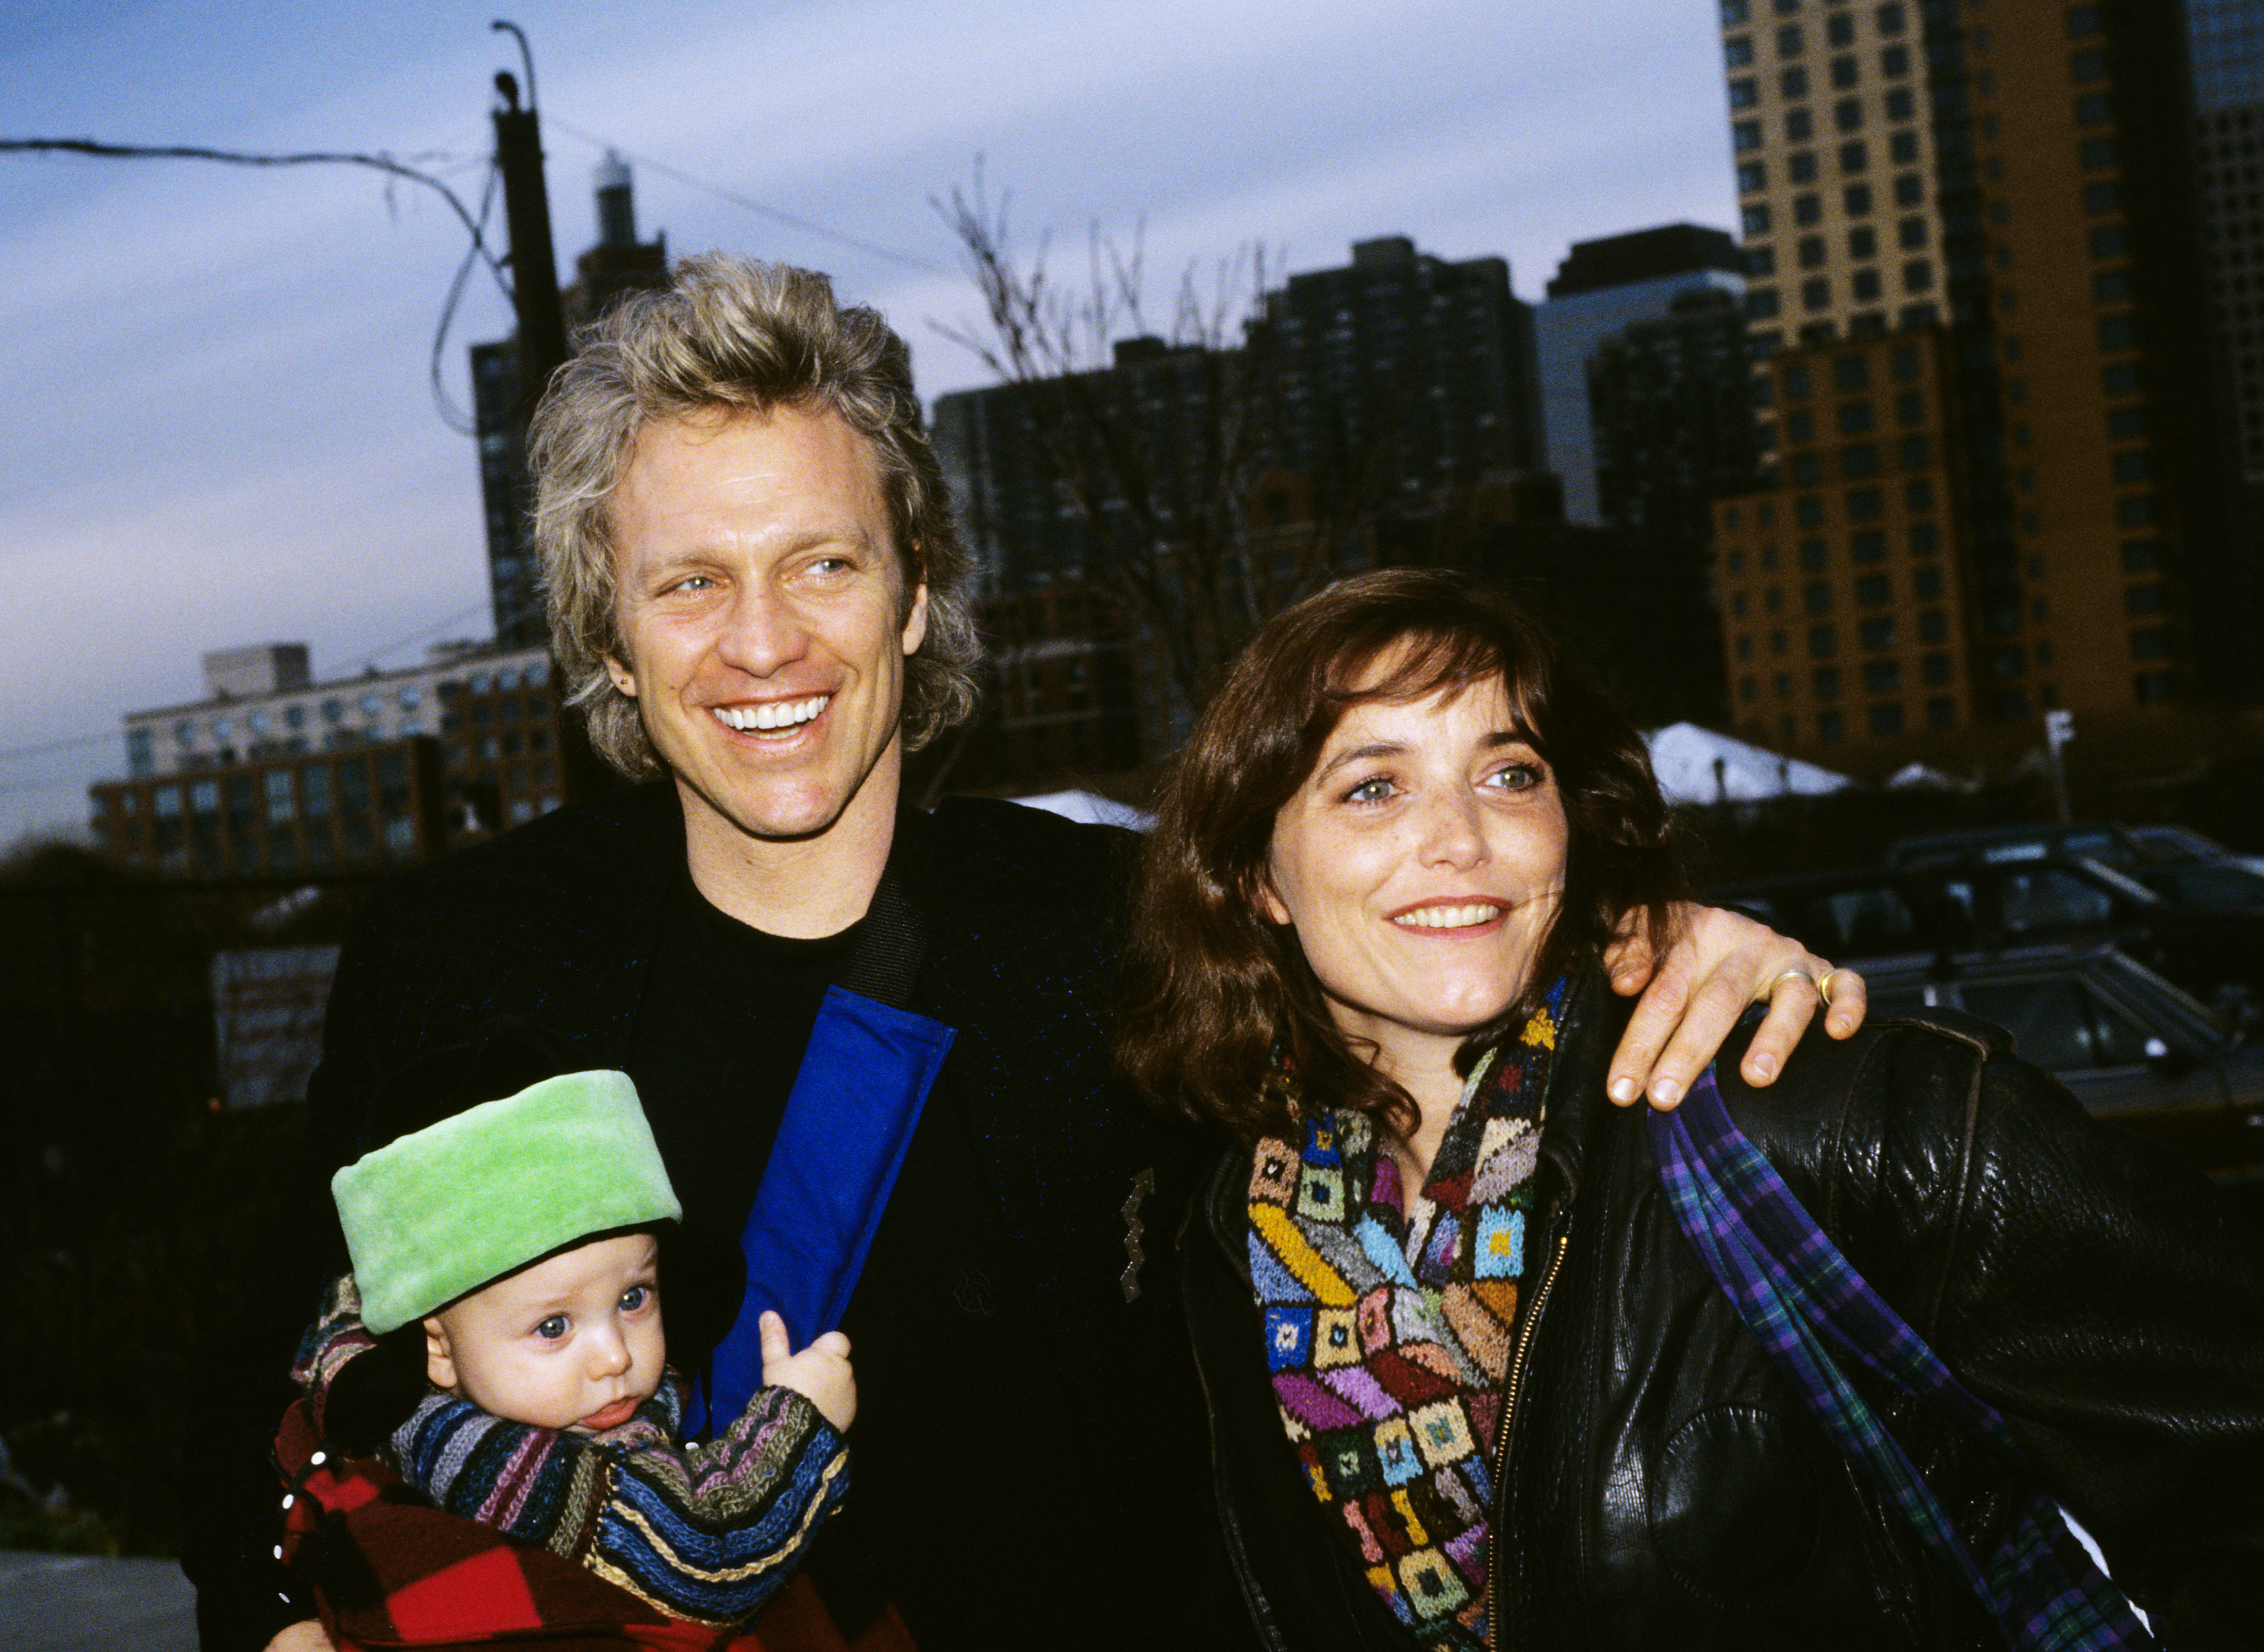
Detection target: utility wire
<box><xmin>1</xmin><ymin>138</ymin><xmax>513</xmax><ymax>302</ymax></box>
<box><xmin>545</xmin><ymin>120</ymin><xmax>946</xmax><ymax>275</ymax></box>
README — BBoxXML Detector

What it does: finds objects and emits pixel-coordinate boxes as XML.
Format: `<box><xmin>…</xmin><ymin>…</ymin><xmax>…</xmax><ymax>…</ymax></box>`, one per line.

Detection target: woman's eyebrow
<box><xmin>1313</xmin><ymin>741</ymin><xmax>1406</xmax><ymax>783</ymax></box>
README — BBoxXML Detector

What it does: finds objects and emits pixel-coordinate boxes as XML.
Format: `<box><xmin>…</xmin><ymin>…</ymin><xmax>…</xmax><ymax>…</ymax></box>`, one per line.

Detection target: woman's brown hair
<box><xmin>1118</xmin><ymin>568</ymin><xmax>1687</xmax><ymax>1143</ymax></box>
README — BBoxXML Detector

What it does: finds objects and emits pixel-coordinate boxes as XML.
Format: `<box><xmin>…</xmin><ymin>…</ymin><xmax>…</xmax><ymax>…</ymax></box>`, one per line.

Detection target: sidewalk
<box><xmin>0</xmin><ymin>1550</ymin><xmax>197</xmax><ymax>1651</ymax></box>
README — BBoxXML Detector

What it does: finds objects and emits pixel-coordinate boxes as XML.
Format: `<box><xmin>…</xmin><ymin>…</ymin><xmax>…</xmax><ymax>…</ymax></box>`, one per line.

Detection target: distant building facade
<box><xmin>94</xmin><ymin>641</ymin><xmax>591</xmax><ymax>876</ymax></box>
<box><xmin>1587</xmin><ymin>285</ymin><xmax>1765</xmax><ymax>546</ymax></box>
<box><xmin>472</xmin><ymin>153</ymin><xmax>668</xmax><ymax>648</ymax></box>
<box><xmin>1712</xmin><ymin>0</ymin><xmax>2230</xmax><ymax>769</ymax></box>
<box><xmin>932</xmin><ymin>236</ymin><xmax>1545</xmax><ymax>782</ymax></box>
<box><xmin>1534</xmin><ymin>224</ymin><xmax>1746</xmax><ymax>525</ymax></box>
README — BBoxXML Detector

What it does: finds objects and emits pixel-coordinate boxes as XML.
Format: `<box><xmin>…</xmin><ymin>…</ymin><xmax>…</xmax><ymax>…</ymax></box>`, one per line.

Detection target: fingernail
<box><xmin>1609</xmin><ymin>1076</ymin><xmax>1640</xmax><ymax>1104</ymax></box>
<box><xmin>1749</xmin><ymin>1052</ymin><xmax>1778</xmax><ymax>1081</ymax></box>
<box><xmin>1650</xmin><ymin>1077</ymin><xmax>1681</xmax><ymax>1107</ymax></box>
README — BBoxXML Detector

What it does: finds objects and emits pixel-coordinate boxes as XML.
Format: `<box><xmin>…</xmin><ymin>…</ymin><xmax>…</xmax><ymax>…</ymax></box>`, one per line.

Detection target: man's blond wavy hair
<box><xmin>529</xmin><ymin>253</ymin><xmax>979</xmax><ymax>779</ymax></box>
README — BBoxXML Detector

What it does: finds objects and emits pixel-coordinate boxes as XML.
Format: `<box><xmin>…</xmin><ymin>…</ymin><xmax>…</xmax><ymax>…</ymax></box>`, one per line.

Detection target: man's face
<box><xmin>604</xmin><ymin>405</ymin><xmax>928</xmax><ymax>853</ymax></box>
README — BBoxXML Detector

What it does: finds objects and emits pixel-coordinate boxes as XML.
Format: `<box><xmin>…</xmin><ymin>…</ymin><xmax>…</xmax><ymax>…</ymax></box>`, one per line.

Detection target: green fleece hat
<box><xmin>333</xmin><ymin>1068</ymin><xmax>682</xmax><ymax>1334</ymax></box>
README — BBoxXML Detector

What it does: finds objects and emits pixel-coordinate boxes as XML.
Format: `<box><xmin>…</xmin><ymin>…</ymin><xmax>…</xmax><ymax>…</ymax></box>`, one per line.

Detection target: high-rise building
<box><xmin>471</xmin><ymin>155</ymin><xmax>668</xmax><ymax>648</ymax></box>
<box><xmin>1710</xmin><ymin>0</ymin><xmax>2228</xmax><ymax>767</ymax></box>
<box><xmin>1587</xmin><ymin>285</ymin><xmax>1765</xmax><ymax>545</ymax></box>
<box><xmin>1253</xmin><ymin>236</ymin><xmax>1543</xmax><ymax>514</ymax></box>
<box><xmin>1534</xmin><ymin>224</ymin><xmax>1745</xmax><ymax>524</ymax></box>
<box><xmin>2189</xmin><ymin>0</ymin><xmax>2264</xmax><ymax>484</ymax></box>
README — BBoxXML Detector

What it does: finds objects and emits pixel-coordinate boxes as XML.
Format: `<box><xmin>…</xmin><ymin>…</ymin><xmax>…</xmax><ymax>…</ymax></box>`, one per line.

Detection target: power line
<box><xmin>544</xmin><ymin>120</ymin><xmax>946</xmax><ymax>275</ymax></box>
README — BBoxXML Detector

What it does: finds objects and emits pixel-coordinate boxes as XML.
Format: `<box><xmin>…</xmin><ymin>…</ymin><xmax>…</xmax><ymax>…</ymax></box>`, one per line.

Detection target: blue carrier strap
<box><xmin>1648</xmin><ymin>1067</ymin><xmax>2155</xmax><ymax>1652</ymax></box>
<box><xmin>686</xmin><ymin>863</ymin><xmax>956</xmax><ymax>1438</ymax></box>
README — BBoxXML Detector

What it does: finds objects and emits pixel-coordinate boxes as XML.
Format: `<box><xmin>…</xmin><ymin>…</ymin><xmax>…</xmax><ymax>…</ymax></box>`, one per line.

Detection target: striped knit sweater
<box><xmin>294</xmin><ymin>1278</ymin><xmax>849</xmax><ymax>1627</ymax></box>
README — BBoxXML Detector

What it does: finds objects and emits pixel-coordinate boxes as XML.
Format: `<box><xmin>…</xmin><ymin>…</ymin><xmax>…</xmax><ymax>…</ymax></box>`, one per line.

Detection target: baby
<box><xmin>279</xmin><ymin>1042</ymin><xmax>854</xmax><ymax>1639</ymax></box>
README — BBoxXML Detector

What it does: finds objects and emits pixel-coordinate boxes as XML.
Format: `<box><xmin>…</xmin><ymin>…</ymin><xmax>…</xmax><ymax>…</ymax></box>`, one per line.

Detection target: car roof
<box><xmin>1886</xmin><ymin>821</ymin><xmax>2143</xmax><ymax>867</ymax></box>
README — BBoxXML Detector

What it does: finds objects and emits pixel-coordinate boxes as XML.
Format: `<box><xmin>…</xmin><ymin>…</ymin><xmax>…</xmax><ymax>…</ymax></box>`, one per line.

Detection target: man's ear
<box><xmin>899</xmin><ymin>580</ymin><xmax>930</xmax><ymax>655</ymax></box>
<box><xmin>424</xmin><ymin>1317</ymin><xmax>458</xmax><ymax>1391</ymax></box>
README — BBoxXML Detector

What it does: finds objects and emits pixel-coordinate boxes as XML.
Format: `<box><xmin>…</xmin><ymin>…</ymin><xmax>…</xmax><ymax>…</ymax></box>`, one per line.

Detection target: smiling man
<box><xmin>186</xmin><ymin>256</ymin><xmax>1855</xmax><ymax>1652</ymax></box>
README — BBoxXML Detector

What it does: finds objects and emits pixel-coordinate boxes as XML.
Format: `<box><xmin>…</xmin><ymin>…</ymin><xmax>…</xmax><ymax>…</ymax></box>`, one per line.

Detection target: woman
<box><xmin>1124</xmin><ymin>570</ymin><xmax>2264</xmax><ymax>1650</ymax></box>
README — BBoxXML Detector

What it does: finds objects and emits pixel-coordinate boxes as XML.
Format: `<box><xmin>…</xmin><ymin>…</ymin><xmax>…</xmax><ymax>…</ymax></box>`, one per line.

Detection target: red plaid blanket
<box><xmin>274</xmin><ymin>1400</ymin><xmax>912</xmax><ymax>1652</ymax></box>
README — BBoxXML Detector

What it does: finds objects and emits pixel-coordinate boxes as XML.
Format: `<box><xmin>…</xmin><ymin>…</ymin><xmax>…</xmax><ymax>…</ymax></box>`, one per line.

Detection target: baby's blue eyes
<box><xmin>535</xmin><ymin>1316</ymin><xmax>568</xmax><ymax>1340</ymax></box>
<box><xmin>619</xmin><ymin>1284</ymin><xmax>651</xmax><ymax>1313</ymax></box>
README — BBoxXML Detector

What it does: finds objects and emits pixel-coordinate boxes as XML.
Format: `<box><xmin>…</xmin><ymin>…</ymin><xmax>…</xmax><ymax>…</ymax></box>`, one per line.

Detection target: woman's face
<box><xmin>1261</xmin><ymin>667</ymin><xmax>1568</xmax><ymax>1078</ymax></box>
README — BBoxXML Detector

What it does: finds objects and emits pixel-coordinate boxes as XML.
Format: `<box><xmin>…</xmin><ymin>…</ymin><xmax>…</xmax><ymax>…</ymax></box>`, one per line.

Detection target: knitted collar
<box><xmin>1245</xmin><ymin>979</ymin><xmax>1564</xmax><ymax>1652</ymax></box>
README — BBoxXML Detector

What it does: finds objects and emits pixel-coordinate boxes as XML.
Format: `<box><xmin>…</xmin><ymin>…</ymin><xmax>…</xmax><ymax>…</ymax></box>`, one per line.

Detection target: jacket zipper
<box><xmin>1486</xmin><ymin>1223</ymin><xmax>1569</xmax><ymax>1652</ymax></box>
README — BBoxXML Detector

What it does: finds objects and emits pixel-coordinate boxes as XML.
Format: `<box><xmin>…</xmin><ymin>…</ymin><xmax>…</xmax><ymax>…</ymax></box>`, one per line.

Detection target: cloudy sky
<box><xmin>1</xmin><ymin>0</ymin><xmax>1737</xmax><ymax>844</ymax></box>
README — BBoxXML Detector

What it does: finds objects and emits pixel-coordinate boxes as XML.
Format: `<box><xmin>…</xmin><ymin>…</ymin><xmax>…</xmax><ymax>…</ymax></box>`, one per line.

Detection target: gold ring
<box><xmin>1767</xmin><ymin>966</ymin><xmax>1820</xmax><ymax>999</ymax></box>
<box><xmin>1816</xmin><ymin>968</ymin><xmax>1841</xmax><ymax>1007</ymax></box>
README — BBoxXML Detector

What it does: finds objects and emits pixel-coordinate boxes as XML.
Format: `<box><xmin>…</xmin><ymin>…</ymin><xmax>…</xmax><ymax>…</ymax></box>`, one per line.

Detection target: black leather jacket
<box><xmin>1182</xmin><ymin>974</ymin><xmax>2264</xmax><ymax>1650</ymax></box>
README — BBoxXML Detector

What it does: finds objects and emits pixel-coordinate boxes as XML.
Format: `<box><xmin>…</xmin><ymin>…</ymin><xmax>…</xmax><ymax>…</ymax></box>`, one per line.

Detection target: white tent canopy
<box><xmin>1645</xmin><ymin>722</ymin><xmax>1854</xmax><ymax>805</ymax></box>
<box><xmin>1006</xmin><ymin>789</ymin><xmax>1157</xmax><ymax>831</ymax></box>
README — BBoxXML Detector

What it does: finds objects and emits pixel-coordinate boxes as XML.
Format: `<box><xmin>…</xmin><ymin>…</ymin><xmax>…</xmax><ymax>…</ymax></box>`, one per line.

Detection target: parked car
<box><xmin>1887</xmin><ymin>821</ymin><xmax>2147</xmax><ymax>870</ymax></box>
<box><xmin>1708</xmin><ymin>854</ymin><xmax>2264</xmax><ymax>1014</ymax></box>
<box><xmin>2124</xmin><ymin>822</ymin><xmax>2264</xmax><ymax>879</ymax></box>
<box><xmin>1861</xmin><ymin>946</ymin><xmax>2264</xmax><ymax>1181</ymax></box>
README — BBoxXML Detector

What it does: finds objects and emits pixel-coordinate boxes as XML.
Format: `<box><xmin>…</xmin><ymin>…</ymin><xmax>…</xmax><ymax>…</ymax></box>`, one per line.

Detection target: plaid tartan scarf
<box><xmin>1650</xmin><ymin>1065</ymin><xmax>2156</xmax><ymax>1651</ymax></box>
<box><xmin>1246</xmin><ymin>978</ymin><xmax>1563</xmax><ymax>1652</ymax></box>
<box><xmin>274</xmin><ymin>1399</ymin><xmax>909</xmax><ymax>1652</ymax></box>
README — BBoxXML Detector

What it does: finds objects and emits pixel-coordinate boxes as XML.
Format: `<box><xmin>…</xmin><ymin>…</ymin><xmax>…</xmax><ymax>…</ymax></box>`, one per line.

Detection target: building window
<box><xmin>1805</xmin><ymin>580</ymin><xmax>1835</xmax><ymax>615</ymax></box>
<box><xmin>1799</xmin><ymin>537</ymin><xmax>1829</xmax><ymax>570</ymax></box>
<box><xmin>1843</xmin><ymin>443</ymin><xmax>1881</xmax><ymax>477</ymax></box>
<box><xmin>1798</xmin><ymin>233</ymin><xmax>1828</xmax><ymax>268</ymax></box>
<box><xmin>1795</xmin><ymin>192</ymin><xmax>1824</xmax><ymax>226</ymax></box>
<box><xmin>2111</xmin><ymin>449</ymin><xmax>2149</xmax><ymax>485</ymax></box>
<box><xmin>1912</xmin><ymin>567</ymin><xmax>1943</xmax><ymax>602</ymax></box>
<box><xmin>1844</xmin><ymin>182</ymin><xmax>1874</xmax><ymax>216</ymax></box>
<box><xmin>1743</xmin><ymin>204</ymin><xmax>1774</xmax><ymax>236</ymax></box>
<box><xmin>1782</xmin><ymin>66</ymin><xmax>1812</xmax><ymax>98</ymax></box>
<box><xmin>1730</xmin><ymin>78</ymin><xmax>1760</xmax><ymax>108</ymax></box>
<box><xmin>2130</xmin><ymin>626</ymin><xmax>2170</xmax><ymax>661</ymax></box>
<box><xmin>1819</xmin><ymin>709</ymin><xmax>1847</xmax><ymax>741</ymax></box>
<box><xmin>1738</xmin><ymin>160</ymin><xmax>1768</xmax><ymax>193</ymax></box>
<box><xmin>1746</xmin><ymin>245</ymin><xmax>1777</xmax><ymax>276</ymax></box>
<box><xmin>1893</xmin><ymin>172</ymin><xmax>1924</xmax><ymax>206</ymax></box>
<box><xmin>1847</xmin><ymin>486</ymin><xmax>1884</xmax><ymax>520</ymax></box>
<box><xmin>1890</xmin><ymin>130</ymin><xmax>1919</xmax><ymax>165</ymax></box>
<box><xmin>1837</xmin><ymin>400</ymin><xmax>1876</xmax><ymax>435</ymax></box>
<box><xmin>2125</xmin><ymin>584</ymin><xmax>2165</xmax><ymax>616</ymax></box>
<box><xmin>2115</xmin><ymin>494</ymin><xmax>2154</xmax><ymax>528</ymax></box>
<box><xmin>1776</xmin><ymin>22</ymin><xmax>1802</xmax><ymax>53</ymax></box>
<box><xmin>1877</xmin><ymin>1</ymin><xmax>1905</xmax><ymax>32</ymax></box>
<box><xmin>1851</xmin><ymin>529</ymin><xmax>1887</xmax><ymax>561</ymax></box>
<box><xmin>1831</xmin><ymin>54</ymin><xmax>1859</xmax><ymax>89</ymax></box>
<box><xmin>2097</xmin><ymin>313</ymin><xmax>2136</xmax><ymax>353</ymax></box>
<box><xmin>2121</xmin><ymin>539</ymin><xmax>2159</xmax><ymax>572</ymax></box>
<box><xmin>1734</xmin><ymin>118</ymin><xmax>1764</xmax><ymax>152</ymax></box>
<box><xmin>1722</xmin><ymin>0</ymin><xmax>1751</xmax><ymax>23</ymax></box>
<box><xmin>2070</xmin><ymin>47</ymin><xmax>2107</xmax><ymax>83</ymax></box>
<box><xmin>1803</xmin><ymin>276</ymin><xmax>1832</xmax><ymax>310</ymax></box>
<box><xmin>1791</xmin><ymin>151</ymin><xmax>1821</xmax><ymax>186</ymax></box>
<box><xmin>1835</xmin><ymin>97</ymin><xmax>1864</xmax><ymax>133</ymax></box>
<box><xmin>2075</xmin><ymin>92</ymin><xmax>2112</xmax><ymax>126</ymax></box>
<box><xmin>1809</xmin><ymin>624</ymin><xmax>1839</xmax><ymax>657</ymax></box>
<box><xmin>1725</xmin><ymin>34</ymin><xmax>1755</xmax><ymax>66</ymax></box>
<box><xmin>1814</xmin><ymin>667</ymin><xmax>1843</xmax><ymax>699</ymax></box>
<box><xmin>2079</xmin><ymin>135</ymin><xmax>2115</xmax><ymax>170</ymax></box>
<box><xmin>1855</xmin><ymin>574</ymin><xmax>1892</xmax><ymax>606</ymax></box>
<box><xmin>2082</xmin><ymin>180</ymin><xmax>2121</xmax><ymax>215</ymax></box>
<box><xmin>1748</xmin><ymin>287</ymin><xmax>1783</xmax><ymax>318</ymax></box>
<box><xmin>1827</xmin><ymin>11</ymin><xmax>1855</xmax><ymax>45</ymax></box>
<box><xmin>1868</xmin><ymin>702</ymin><xmax>1906</xmax><ymax>736</ymax></box>
<box><xmin>1919</xmin><ymin>610</ymin><xmax>1948</xmax><ymax>645</ymax></box>
<box><xmin>1860</xmin><ymin>618</ymin><xmax>1900</xmax><ymax>654</ymax></box>
<box><xmin>1786</xmin><ymin>107</ymin><xmax>1814</xmax><ymax>142</ymax></box>
<box><xmin>2102</xmin><ymin>362</ymin><xmax>2140</xmax><ymax>396</ymax></box>
<box><xmin>2133</xmin><ymin>671</ymin><xmax>2175</xmax><ymax>705</ymax></box>
<box><xmin>1849</xmin><ymin>224</ymin><xmax>1878</xmax><ymax>259</ymax></box>
<box><xmin>1852</xmin><ymin>268</ymin><xmax>1883</xmax><ymax>301</ymax></box>
<box><xmin>1880</xmin><ymin>43</ymin><xmax>1910</xmax><ymax>77</ymax></box>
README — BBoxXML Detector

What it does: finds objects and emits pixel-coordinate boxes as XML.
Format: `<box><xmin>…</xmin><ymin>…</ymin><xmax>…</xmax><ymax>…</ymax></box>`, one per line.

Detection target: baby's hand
<box><xmin>757</xmin><ymin>1310</ymin><xmax>856</xmax><ymax>1432</ymax></box>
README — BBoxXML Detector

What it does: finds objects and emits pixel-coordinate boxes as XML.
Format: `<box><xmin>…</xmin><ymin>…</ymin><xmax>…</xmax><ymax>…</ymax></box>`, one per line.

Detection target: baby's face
<box><xmin>424</xmin><ymin>1230</ymin><xmax>665</xmax><ymax>1432</ymax></box>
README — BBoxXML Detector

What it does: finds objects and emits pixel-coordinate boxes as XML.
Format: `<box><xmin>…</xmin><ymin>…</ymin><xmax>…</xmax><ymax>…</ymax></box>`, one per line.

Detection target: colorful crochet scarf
<box><xmin>1246</xmin><ymin>978</ymin><xmax>1564</xmax><ymax>1652</ymax></box>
